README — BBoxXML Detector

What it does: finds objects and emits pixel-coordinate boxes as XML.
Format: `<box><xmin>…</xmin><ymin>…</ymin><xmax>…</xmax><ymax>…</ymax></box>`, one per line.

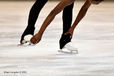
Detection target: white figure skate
<box><xmin>21</xmin><ymin>34</ymin><xmax>33</xmax><ymax>45</ymax></box>
<box><xmin>58</xmin><ymin>42</ymin><xmax>78</xmax><ymax>54</ymax></box>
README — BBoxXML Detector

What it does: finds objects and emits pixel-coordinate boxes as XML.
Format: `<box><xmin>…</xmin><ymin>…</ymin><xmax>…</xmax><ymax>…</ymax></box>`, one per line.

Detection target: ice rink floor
<box><xmin>0</xmin><ymin>1</ymin><xmax>114</xmax><ymax>76</ymax></box>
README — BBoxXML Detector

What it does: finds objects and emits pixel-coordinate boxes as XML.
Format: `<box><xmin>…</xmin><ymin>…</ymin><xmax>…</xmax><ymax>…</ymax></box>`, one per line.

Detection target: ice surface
<box><xmin>0</xmin><ymin>1</ymin><xmax>114</xmax><ymax>76</ymax></box>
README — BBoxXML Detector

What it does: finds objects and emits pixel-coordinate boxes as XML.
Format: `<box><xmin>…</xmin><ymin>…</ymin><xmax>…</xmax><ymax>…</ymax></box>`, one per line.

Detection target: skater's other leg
<box><xmin>65</xmin><ymin>0</ymin><xmax>103</xmax><ymax>36</ymax></box>
<box><xmin>59</xmin><ymin>2</ymin><xmax>74</xmax><ymax>49</ymax></box>
<box><xmin>65</xmin><ymin>0</ymin><xmax>92</xmax><ymax>37</ymax></box>
<box><xmin>31</xmin><ymin>0</ymin><xmax>75</xmax><ymax>44</ymax></box>
<box><xmin>20</xmin><ymin>0</ymin><xmax>48</xmax><ymax>44</ymax></box>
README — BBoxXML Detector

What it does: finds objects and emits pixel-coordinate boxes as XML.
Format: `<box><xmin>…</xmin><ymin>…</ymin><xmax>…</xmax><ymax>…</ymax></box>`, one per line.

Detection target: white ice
<box><xmin>0</xmin><ymin>1</ymin><xmax>114</xmax><ymax>76</ymax></box>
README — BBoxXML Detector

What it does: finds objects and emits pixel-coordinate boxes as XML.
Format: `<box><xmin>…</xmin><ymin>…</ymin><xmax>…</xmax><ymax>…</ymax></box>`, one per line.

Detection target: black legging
<box><xmin>21</xmin><ymin>0</ymin><xmax>74</xmax><ymax>49</ymax></box>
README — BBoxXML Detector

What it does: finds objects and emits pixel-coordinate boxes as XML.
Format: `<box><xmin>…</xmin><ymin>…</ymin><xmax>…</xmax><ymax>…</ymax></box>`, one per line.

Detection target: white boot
<box><xmin>58</xmin><ymin>42</ymin><xmax>78</xmax><ymax>54</ymax></box>
<box><xmin>21</xmin><ymin>34</ymin><xmax>33</xmax><ymax>45</ymax></box>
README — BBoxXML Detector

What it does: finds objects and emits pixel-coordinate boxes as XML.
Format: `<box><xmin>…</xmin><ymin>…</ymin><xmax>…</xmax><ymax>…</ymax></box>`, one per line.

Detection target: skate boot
<box><xmin>21</xmin><ymin>34</ymin><xmax>33</xmax><ymax>45</ymax></box>
<box><xmin>20</xmin><ymin>27</ymin><xmax>35</xmax><ymax>44</ymax></box>
<box><xmin>58</xmin><ymin>42</ymin><xmax>78</xmax><ymax>54</ymax></box>
<box><xmin>59</xmin><ymin>34</ymin><xmax>71</xmax><ymax>49</ymax></box>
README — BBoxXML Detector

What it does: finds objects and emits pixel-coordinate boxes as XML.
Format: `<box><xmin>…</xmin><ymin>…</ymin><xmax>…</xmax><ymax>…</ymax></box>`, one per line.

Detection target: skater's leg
<box><xmin>59</xmin><ymin>2</ymin><xmax>74</xmax><ymax>49</ymax></box>
<box><xmin>62</xmin><ymin>3</ymin><xmax>74</xmax><ymax>34</ymax></box>
<box><xmin>30</xmin><ymin>0</ymin><xmax>75</xmax><ymax>44</ymax></box>
<box><xmin>28</xmin><ymin>0</ymin><xmax>48</xmax><ymax>28</ymax></box>
<box><xmin>20</xmin><ymin>0</ymin><xmax>48</xmax><ymax>44</ymax></box>
<box><xmin>65</xmin><ymin>0</ymin><xmax>91</xmax><ymax>38</ymax></box>
<box><xmin>65</xmin><ymin>0</ymin><xmax>103</xmax><ymax>37</ymax></box>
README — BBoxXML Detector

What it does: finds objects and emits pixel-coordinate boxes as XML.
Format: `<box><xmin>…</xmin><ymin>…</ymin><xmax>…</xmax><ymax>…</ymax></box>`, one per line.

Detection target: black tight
<box><xmin>28</xmin><ymin>0</ymin><xmax>48</xmax><ymax>27</ymax></box>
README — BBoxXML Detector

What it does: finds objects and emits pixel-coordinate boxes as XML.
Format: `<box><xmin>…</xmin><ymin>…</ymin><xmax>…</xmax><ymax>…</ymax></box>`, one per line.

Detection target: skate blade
<box><xmin>18</xmin><ymin>41</ymin><xmax>35</xmax><ymax>46</ymax></box>
<box><xmin>58</xmin><ymin>49</ymin><xmax>78</xmax><ymax>54</ymax></box>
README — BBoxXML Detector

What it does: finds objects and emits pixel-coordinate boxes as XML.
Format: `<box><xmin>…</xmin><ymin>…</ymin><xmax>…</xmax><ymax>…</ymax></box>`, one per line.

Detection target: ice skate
<box><xmin>20</xmin><ymin>34</ymin><xmax>33</xmax><ymax>45</ymax></box>
<box><xmin>58</xmin><ymin>42</ymin><xmax>78</xmax><ymax>54</ymax></box>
